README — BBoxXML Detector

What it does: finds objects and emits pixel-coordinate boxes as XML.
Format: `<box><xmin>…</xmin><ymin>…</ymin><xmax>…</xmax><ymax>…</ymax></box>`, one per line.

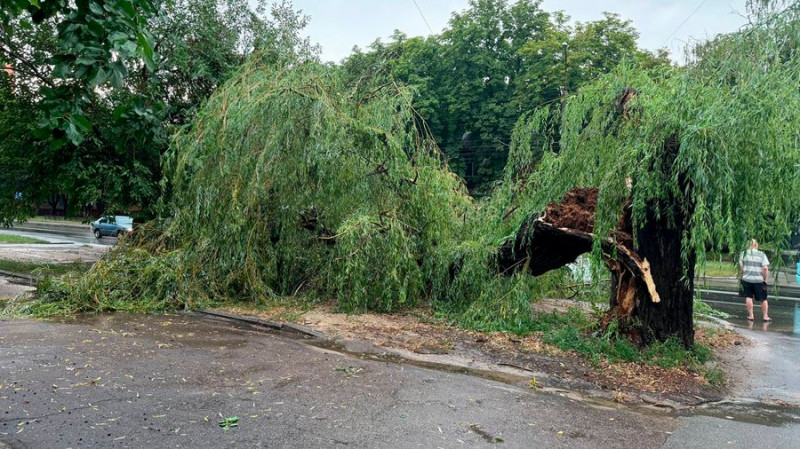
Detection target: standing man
<box><xmin>739</xmin><ymin>239</ymin><xmax>771</xmax><ymax>321</ymax></box>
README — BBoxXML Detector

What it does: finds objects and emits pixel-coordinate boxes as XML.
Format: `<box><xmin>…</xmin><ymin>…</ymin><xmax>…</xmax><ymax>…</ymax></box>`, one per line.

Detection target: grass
<box><xmin>529</xmin><ymin>306</ymin><xmax>721</xmax><ymax>385</ymax></box>
<box><xmin>32</xmin><ymin>215</ymin><xmax>87</xmax><ymax>224</ymax></box>
<box><xmin>0</xmin><ymin>259</ymin><xmax>93</xmax><ymax>277</ymax></box>
<box><xmin>696</xmin><ymin>260</ymin><xmax>738</xmax><ymax>277</ymax></box>
<box><xmin>0</xmin><ymin>234</ymin><xmax>48</xmax><ymax>244</ymax></box>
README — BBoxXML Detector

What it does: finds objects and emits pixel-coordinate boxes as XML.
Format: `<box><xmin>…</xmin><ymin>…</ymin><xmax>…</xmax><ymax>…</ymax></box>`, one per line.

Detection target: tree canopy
<box><xmin>340</xmin><ymin>0</ymin><xmax>669</xmax><ymax>192</ymax></box>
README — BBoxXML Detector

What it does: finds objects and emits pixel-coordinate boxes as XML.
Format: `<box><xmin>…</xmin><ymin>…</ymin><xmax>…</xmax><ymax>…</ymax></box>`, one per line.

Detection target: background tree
<box><xmin>0</xmin><ymin>0</ymin><xmax>307</xmax><ymax>221</ymax></box>
<box><xmin>0</xmin><ymin>73</ymin><xmax>37</xmax><ymax>226</ymax></box>
<box><xmin>1</xmin><ymin>0</ymin><xmax>158</xmax><ymax>145</ymax></box>
<box><xmin>341</xmin><ymin>0</ymin><xmax>668</xmax><ymax>193</ymax></box>
<box><xmin>515</xmin><ymin>12</ymin><xmax>669</xmax><ymax>108</ymax></box>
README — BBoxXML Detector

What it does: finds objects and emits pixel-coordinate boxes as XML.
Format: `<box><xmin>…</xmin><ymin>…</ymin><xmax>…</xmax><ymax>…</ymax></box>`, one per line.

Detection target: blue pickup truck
<box><xmin>91</xmin><ymin>215</ymin><xmax>133</xmax><ymax>239</ymax></box>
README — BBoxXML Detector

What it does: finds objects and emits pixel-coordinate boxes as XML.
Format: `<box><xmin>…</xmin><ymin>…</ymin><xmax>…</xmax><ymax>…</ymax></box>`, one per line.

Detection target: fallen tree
<box><xmin>25</xmin><ymin>1</ymin><xmax>800</xmax><ymax>353</ymax></box>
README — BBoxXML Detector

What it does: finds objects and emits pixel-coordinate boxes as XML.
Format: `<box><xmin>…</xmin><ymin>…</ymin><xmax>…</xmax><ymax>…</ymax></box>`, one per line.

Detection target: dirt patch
<box><xmin>544</xmin><ymin>187</ymin><xmax>634</xmax><ymax>250</ymax></box>
<box><xmin>0</xmin><ymin>244</ymin><xmax>107</xmax><ymax>264</ymax></box>
<box><xmin>216</xmin><ymin>300</ymin><xmax>744</xmax><ymax>408</ymax></box>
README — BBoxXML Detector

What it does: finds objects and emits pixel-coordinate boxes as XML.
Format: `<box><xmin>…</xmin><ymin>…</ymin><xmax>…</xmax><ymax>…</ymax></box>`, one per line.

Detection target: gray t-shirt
<box><xmin>739</xmin><ymin>249</ymin><xmax>770</xmax><ymax>283</ymax></box>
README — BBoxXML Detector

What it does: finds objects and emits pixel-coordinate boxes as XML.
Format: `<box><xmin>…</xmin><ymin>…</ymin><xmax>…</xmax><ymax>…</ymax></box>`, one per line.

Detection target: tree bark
<box><xmin>628</xmin><ymin>136</ymin><xmax>695</xmax><ymax>347</ymax></box>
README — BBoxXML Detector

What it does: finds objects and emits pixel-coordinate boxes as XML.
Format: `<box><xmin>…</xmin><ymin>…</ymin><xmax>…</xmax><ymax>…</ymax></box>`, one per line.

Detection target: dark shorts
<box><xmin>740</xmin><ymin>280</ymin><xmax>767</xmax><ymax>302</ymax></box>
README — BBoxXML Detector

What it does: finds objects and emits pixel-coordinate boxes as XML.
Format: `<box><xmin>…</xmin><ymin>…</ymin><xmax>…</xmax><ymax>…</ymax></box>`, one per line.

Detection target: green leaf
<box><xmin>89</xmin><ymin>2</ymin><xmax>104</xmax><ymax>16</ymax></box>
<box><xmin>110</xmin><ymin>62</ymin><xmax>127</xmax><ymax>89</ymax></box>
<box><xmin>109</xmin><ymin>31</ymin><xmax>129</xmax><ymax>43</ymax></box>
<box><xmin>51</xmin><ymin>62</ymin><xmax>71</xmax><ymax>78</ymax></box>
<box><xmin>70</xmin><ymin>114</ymin><xmax>92</xmax><ymax>134</ymax></box>
<box><xmin>73</xmin><ymin>64</ymin><xmax>89</xmax><ymax>79</ymax></box>
<box><xmin>64</xmin><ymin>121</ymin><xmax>84</xmax><ymax>146</ymax></box>
<box><xmin>75</xmin><ymin>56</ymin><xmax>97</xmax><ymax>66</ymax></box>
<box><xmin>117</xmin><ymin>0</ymin><xmax>136</xmax><ymax>18</ymax></box>
<box><xmin>87</xmin><ymin>19</ymin><xmax>104</xmax><ymax>37</ymax></box>
<box><xmin>137</xmin><ymin>31</ymin><xmax>156</xmax><ymax>71</ymax></box>
<box><xmin>89</xmin><ymin>66</ymin><xmax>109</xmax><ymax>87</ymax></box>
<box><xmin>112</xmin><ymin>105</ymin><xmax>127</xmax><ymax>121</ymax></box>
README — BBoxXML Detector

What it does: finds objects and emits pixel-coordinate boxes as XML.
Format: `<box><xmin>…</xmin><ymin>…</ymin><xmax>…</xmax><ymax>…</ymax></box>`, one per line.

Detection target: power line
<box><xmin>661</xmin><ymin>0</ymin><xmax>709</xmax><ymax>47</ymax></box>
<box><xmin>411</xmin><ymin>0</ymin><xmax>434</xmax><ymax>35</ymax></box>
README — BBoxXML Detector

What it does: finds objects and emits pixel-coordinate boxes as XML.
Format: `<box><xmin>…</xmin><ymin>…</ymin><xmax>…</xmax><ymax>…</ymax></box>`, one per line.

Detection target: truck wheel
<box><xmin>94</xmin><ymin>229</ymin><xmax>102</xmax><ymax>239</ymax></box>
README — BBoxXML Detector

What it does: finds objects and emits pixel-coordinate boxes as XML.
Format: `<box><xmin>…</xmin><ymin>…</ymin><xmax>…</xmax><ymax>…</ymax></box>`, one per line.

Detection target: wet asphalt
<box><xmin>1</xmin><ymin>313</ymin><xmax>675</xmax><ymax>449</ymax></box>
<box><xmin>662</xmin><ymin>301</ymin><xmax>800</xmax><ymax>448</ymax></box>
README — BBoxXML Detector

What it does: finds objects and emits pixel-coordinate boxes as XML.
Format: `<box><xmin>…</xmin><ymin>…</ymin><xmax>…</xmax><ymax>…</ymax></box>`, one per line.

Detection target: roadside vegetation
<box><xmin>696</xmin><ymin>260</ymin><xmax>738</xmax><ymax>278</ymax></box>
<box><xmin>0</xmin><ymin>234</ymin><xmax>47</xmax><ymax>244</ymax></box>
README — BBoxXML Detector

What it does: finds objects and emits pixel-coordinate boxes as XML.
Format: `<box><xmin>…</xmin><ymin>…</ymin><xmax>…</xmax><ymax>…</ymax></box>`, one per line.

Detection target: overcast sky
<box><xmin>290</xmin><ymin>0</ymin><xmax>751</xmax><ymax>64</ymax></box>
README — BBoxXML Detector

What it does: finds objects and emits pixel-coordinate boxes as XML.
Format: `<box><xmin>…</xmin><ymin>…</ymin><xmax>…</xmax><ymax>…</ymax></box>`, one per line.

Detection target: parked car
<box><xmin>91</xmin><ymin>215</ymin><xmax>133</xmax><ymax>239</ymax></box>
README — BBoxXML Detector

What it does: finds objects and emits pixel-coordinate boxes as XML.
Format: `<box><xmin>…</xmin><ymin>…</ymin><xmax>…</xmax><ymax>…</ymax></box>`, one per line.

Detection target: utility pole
<box><xmin>561</xmin><ymin>41</ymin><xmax>569</xmax><ymax>99</ymax></box>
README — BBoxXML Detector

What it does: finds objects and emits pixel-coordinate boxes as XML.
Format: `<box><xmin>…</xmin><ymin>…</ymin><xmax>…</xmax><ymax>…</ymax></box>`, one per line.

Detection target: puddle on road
<box><xmin>702</xmin><ymin>300</ymin><xmax>799</xmax><ymax>336</ymax></box>
<box><xmin>685</xmin><ymin>399</ymin><xmax>800</xmax><ymax>426</ymax></box>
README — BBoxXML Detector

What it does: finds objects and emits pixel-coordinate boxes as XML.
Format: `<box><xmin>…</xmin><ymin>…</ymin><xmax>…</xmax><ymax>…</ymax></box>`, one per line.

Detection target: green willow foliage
<box><xmin>30</xmin><ymin>51</ymin><xmax>576</xmax><ymax>324</ymax></box>
<box><xmin>32</xmin><ymin>1</ymin><xmax>800</xmax><ymax>336</ymax></box>
<box><xmin>34</xmin><ymin>54</ymin><xmax>476</xmax><ymax>314</ymax></box>
<box><xmin>508</xmin><ymin>2</ymin><xmax>800</xmax><ymax>268</ymax></box>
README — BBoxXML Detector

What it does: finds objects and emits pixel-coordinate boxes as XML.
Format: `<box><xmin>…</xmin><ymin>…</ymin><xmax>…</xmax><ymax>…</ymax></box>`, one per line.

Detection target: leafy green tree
<box><xmin>0</xmin><ymin>0</ymin><xmax>308</xmax><ymax>221</ymax></box>
<box><xmin>1</xmin><ymin>0</ymin><xmax>158</xmax><ymax>145</ymax></box>
<box><xmin>516</xmin><ymin>12</ymin><xmax>669</xmax><ymax>108</ymax></box>
<box><xmin>341</xmin><ymin>1</ymin><xmax>667</xmax><ymax>192</ymax></box>
<box><xmin>0</xmin><ymin>75</ymin><xmax>37</xmax><ymax>226</ymax></box>
<box><xmin>435</xmin><ymin>0</ymin><xmax>553</xmax><ymax>190</ymax></box>
<box><xmin>509</xmin><ymin>0</ymin><xmax>800</xmax><ymax>346</ymax></box>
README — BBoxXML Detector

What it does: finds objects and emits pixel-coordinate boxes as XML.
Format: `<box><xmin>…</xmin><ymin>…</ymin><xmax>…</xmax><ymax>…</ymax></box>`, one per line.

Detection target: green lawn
<box><xmin>0</xmin><ymin>234</ymin><xmax>48</xmax><ymax>244</ymax></box>
<box><xmin>696</xmin><ymin>260</ymin><xmax>738</xmax><ymax>277</ymax></box>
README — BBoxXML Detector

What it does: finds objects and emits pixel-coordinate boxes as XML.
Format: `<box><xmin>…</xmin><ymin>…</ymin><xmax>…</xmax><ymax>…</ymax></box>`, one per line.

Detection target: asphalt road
<box><xmin>0</xmin><ymin>313</ymin><xmax>675</xmax><ymax>449</ymax></box>
<box><xmin>4</xmin><ymin>221</ymin><xmax>115</xmax><ymax>246</ymax></box>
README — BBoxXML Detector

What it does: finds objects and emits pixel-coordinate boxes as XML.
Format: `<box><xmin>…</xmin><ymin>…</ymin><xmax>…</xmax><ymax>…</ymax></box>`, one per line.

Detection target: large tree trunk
<box><xmin>628</xmin><ymin>136</ymin><xmax>695</xmax><ymax>347</ymax></box>
<box><xmin>632</xmin><ymin>206</ymin><xmax>695</xmax><ymax>347</ymax></box>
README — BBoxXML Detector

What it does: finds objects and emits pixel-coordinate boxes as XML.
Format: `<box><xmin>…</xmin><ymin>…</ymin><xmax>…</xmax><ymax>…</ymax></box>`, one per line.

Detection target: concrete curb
<box><xmin>195</xmin><ymin>309</ymin><xmax>328</xmax><ymax>340</ymax></box>
<box><xmin>0</xmin><ymin>240</ymin><xmax>73</xmax><ymax>246</ymax></box>
<box><xmin>0</xmin><ymin>269</ymin><xmax>37</xmax><ymax>286</ymax></box>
